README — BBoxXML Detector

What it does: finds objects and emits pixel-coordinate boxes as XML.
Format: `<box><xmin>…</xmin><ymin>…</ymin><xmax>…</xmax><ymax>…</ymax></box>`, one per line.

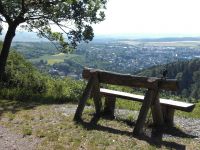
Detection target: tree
<box><xmin>0</xmin><ymin>22</ymin><xmax>2</xmax><ymax>34</ymax></box>
<box><xmin>0</xmin><ymin>0</ymin><xmax>107</xmax><ymax>76</ymax></box>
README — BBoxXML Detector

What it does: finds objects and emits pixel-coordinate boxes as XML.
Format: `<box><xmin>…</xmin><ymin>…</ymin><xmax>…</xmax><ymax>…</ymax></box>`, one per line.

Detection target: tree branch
<box><xmin>14</xmin><ymin>0</ymin><xmax>27</xmax><ymax>24</ymax></box>
<box><xmin>35</xmin><ymin>27</ymin><xmax>61</xmax><ymax>52</ymax></box>
<box><xmin>19</xmin><ymin>0</ymin><xmax>27</xmax><ymax>16</ymax></box>
<box><xmin>53</xmin><ymin>21</ymin><xmax>75</xmax><ymax>35</ymax></box>
<box><xmin>0</xmin><ymin>0</ymin><xmax>12</xmax><ymax>23</ymax></box>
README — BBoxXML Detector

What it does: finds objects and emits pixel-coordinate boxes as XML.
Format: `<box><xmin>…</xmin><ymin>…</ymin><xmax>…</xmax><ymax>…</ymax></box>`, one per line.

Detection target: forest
<box><xmin>137</xmin><ymin>59</ymin><xmax>200</xmax><ymax>101</ymax></box>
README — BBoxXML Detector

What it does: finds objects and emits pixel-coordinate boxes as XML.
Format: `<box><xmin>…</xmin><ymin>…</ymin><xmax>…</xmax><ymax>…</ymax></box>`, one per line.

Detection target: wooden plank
<box><xmin>100</xmin><ymin>88</ymin><xmax>195</xmax><ymax>112</ymax></box>
<box><xmin>83</xmin><ymin>67</ymin><xmax>179</xmax><ymax>91</ymax></box>
<box><xmin>100</xmin><ymin>88</ymin><xmax>144</xmax><ymax>102</ymax></box>
<box><xmin>133</xmin><ymin>89</ymin><xmax>157</xmax><ymax>135</ymax></box>
<box><xmin>73</xmin><ymin>76</ymin><xmax>95</xmax><ymax>121</ymax></box>
<box><xmin>159</xmin><ymin>98</ymin><xmax>195</xmax><ymax>112</ymax></box>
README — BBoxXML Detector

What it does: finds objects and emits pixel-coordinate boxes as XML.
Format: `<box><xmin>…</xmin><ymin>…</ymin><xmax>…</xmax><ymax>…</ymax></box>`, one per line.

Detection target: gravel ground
<box><xmin>0</xmin><ymin>126</ymin><xmax>41</xmax><ymax>150</ymax></box>
<box><xmin>60</xmin><ymin>105</ymin><xmax>200</xmax><ymax>139</ymax></box>
<box><xmin>0</xmin><ymin>104</ymin><xmax>199</xmax><ymax>149</ymax></box>
<box><xmin>174</xmin><ymin>116</ymin><xmax>200</xmax><ymax>138</ymax></box>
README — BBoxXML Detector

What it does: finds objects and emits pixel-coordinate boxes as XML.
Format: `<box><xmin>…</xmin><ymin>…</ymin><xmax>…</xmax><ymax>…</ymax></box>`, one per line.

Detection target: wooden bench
<box><xmin>74</xmin><ymin>68</ymin><xmax>195</xmax><ymax>136</ymax></box>
<box><xmin>100</xmin><ymin>88</ymin><xmax>195</xmax><ymax>124</ymax></box>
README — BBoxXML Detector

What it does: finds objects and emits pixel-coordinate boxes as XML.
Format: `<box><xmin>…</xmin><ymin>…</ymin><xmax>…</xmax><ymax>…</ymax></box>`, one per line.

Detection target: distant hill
<box><xmin>137</xmin><ymin>59</ymin><xmax>200</xmax><ymax>101</ymax></box>
<box><xmin>2</xmin><ymin>31</ymin><xmax>200</xmax><ymax>42</ymax></box>
<box><xmin>136</xmin><ymin>37</ymin><xmax>200</xmax><ymax>42</ymax></box>
<box><xmin>0</xmin><ymin>31</ymin><xmax>48</xmax><ymax>42</ymax></box>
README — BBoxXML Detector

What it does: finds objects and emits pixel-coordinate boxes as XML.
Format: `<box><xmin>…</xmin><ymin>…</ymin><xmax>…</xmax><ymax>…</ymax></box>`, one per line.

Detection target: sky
<box><xmin>2</xmin><ymin>0</ymin><xmax>200</xmax><ymax>39</ymax></box>
<box><xmin>93</xmin><ymin>0</ymin><xmax>200</xmax><ymax>37</ymax></box>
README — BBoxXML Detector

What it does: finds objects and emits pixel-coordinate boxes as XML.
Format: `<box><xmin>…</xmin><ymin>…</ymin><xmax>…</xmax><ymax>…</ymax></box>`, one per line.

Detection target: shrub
<box><xmin>0</xmin><ymin>50</ymin><xmax>85</xmax><ymax>103</ymax></box>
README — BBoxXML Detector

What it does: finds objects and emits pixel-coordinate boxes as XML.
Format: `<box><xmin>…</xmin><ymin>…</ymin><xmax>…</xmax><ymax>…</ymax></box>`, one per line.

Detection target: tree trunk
<box><xmin>0</xmin><ymin>24</ymin><xmax>17</xmax><ymax>78</ymax></box>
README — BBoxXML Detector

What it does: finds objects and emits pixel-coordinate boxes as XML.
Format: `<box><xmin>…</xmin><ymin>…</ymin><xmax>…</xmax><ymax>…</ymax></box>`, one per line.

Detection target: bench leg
<box><xmin>133</xmin><ymin>89</ymin><xmax>157</xmax><ymax>136</ymax></box>
<box><xmin>74</xmin><ymin>76</ymin><xmax>95</xmax><ymax>121</ymax></box>
<box><xmin>93</xmin><ymin>74</ymin><xmax>102</xmax><ymax>118</ymax></box>
<box><xmin>103</xmin><ymin>96</ymin><xmax>116</xmax><ymax>119</ymax></box>
<box><xmin>162</xmin><ymin>106</ymin><xmax>175</xmax><ymax>127</ymax></box>
<box><xmin>151</xmin><ymin>94</ymin><xmax>164</xmax><ymax>127</ymax></box>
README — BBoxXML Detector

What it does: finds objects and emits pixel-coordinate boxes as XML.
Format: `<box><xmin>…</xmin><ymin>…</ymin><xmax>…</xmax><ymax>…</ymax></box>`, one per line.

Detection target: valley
<box><xmin>12</xmin><ymin>38</ymin><xmax>200</xmax><ymax>78</ymax></box>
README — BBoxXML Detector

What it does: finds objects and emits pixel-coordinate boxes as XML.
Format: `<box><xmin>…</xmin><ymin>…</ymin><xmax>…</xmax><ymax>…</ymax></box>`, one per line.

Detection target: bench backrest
<box><xmin>82</xmin><ymin>67</ymin><xmax>179</xmax><ymax>91</ymax></box>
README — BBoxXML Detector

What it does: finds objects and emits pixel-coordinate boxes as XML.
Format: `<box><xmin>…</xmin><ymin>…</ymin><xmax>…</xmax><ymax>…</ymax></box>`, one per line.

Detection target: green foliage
<box><xmin>0</xmin><ymin>50</ymin><xmax>47</xmax><ymax>100</ymax></box>
<box><xmin>0</xmin><ymin>0</ymin><xmax>107</xmax><ymax>50</ymax></box>
<box><xmin>137</xmin><ymin>59</ymin><xmax>200</xmax><ymax>101</ymax></box>
<box><xmin>45</xmin><ymin>77</ymin><xmax>85</xmax><ymax>103</ymax></box>
<box><xmin>0</xmin><ymin>50</ymin><xmax>85</xmax><ymax>103</ymax></box>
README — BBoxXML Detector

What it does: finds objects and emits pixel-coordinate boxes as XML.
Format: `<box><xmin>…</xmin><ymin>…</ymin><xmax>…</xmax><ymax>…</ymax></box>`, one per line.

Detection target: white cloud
<box><xmin>93</xmin><ymin>0</ymin><xmax>200</xmax><ymax>36</ymax></box>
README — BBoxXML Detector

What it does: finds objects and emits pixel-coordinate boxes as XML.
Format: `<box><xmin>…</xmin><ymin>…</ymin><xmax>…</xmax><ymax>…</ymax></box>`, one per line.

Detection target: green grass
<box><xmin>0</xmin><ymin>99</ymin><xmax>200</xmax><ymax>149</ymax></box>
<box><xmin>22</xmin><ymin>126</ymin><xmax>32</xmax><ymax>136</ymax></box>
<box><xmin>116</xmin><ymin>99</ymin><xmax>141</xmax><ymax>111</ymax></box>
<box><xmin>30</xmin><ymin>53</ymin><xmax>83</xmax><ymax>65</ymax></box>
<box><xmin>144</xmin><ymin>41</ymin><xmax>200</xmax><ymax>48</ymax></box>
<box><xmin>121</xmin><ymin>40</ymin><xmax>200</xmax><ymax>48</ymax></box>
<box><xmin>176</xmin><ymin>102</ymin><xmax>200</xmax><ymax>118</ymax></box>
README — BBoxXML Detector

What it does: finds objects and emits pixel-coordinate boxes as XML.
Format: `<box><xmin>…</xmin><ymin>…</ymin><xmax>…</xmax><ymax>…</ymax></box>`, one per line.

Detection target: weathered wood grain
<box><xmin>151</xmin><ymin>93</ymin><xmax>164</xmax><ymax>127</ymax></box>
<box><xmin>83</xmin><ymin>67</ymin><xmax>178</xmax><ymax>91</ymax></box>
<box><xmin>133</xmin><ymin>89</ymin><xmax>157</xmax><ymax>135</ymax></box>
<box><xmin>92</xmin><ymin>71</ymin><xmax>102</xmax><ymax>117</ymax></box>
<box><xmin>73</xmin><ymin>76</ymin><xmax>95</xmax><ymax>121</ymax></box>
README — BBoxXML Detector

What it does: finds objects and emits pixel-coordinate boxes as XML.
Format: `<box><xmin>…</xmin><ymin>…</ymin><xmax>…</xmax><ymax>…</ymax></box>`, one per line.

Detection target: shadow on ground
<box><xmin>0</xmin><ymin>99</ymin><xmax>74</xmax><ymax>117</ymax></box>
<box><xmin>76</xmin><ymin>114</ymin><xmax>198</xmax><ymax>150</ymax></box>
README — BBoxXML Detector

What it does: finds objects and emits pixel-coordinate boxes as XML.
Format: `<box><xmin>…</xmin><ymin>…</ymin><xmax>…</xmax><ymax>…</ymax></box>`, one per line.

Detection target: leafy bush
<box><xmin>0</xmin><ymin>50</ymin><xmax>85</xmax><ymax>103</ymax></box>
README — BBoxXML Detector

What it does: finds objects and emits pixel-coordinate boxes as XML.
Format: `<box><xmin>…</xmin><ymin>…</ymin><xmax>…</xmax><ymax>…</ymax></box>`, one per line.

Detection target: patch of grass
<box><xmin>5</xmin><ymin>112</ymin><xmax>15</xmax><ymax>121</ymax></box>
<box><xmin>46</xmin><ymin>131</ymin><xmax>59</xmax><ymax>141</ymax></box>
<box><xmin>127</xmin><ymin>113</ymin><xmax>136</xmax><ymax>122</ymax></box>
<box><xmin>116</xmin><ymin>99</ymin><xmax>141</xmax><ymax>111</ymax></box>
<box><xmin>22</xmin><ymin>126</ymin><xmax>32</xmax><ymax>136</ymax></box>
<box><xmin>0</xmin><ymin>99</ymin><xmax>200</xmax><ymax>149</ymax></box>
<box><xmin>52</xmin><ymin>144</ymin><xmax>66</xmax><ymax>150</ymax></box>
<box><xmin>176</xmin><ymin>102</ymin><xmax>200</xmax><ymax>118</ymax></box>
<box><xmin>47</xmin><ymin>59</ymin><xmax>64</xmax><ymax>65</ymax></box>
<box><xmin>35</xmin><ymin>129</ymin><xmax>46</xmax><ymax>138</ymax></box>
<box><xmin>30</xmin><ymin>53</ymin><xmax>81</xmax><ymax>65</ymax></box>
<box><xmin>22</xmin><ymin>113</ymin><xmax>34</xmax><ymax>121</ymax></box>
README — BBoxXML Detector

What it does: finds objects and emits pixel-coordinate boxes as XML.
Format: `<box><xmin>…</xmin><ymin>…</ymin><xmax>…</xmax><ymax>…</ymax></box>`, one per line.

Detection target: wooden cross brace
<box><xmin>133</xmin><ymin>80</ymin><xmax>164</xmax><ymax>135</ymax></box>
<box><xmin>74</xmin><ymin>71</ymin><xmax>102</xmax><ymax>121</ymax></box>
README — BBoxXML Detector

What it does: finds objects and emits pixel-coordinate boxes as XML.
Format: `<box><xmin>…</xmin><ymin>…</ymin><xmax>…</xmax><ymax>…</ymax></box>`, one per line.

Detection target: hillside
<box><xmin>0</xmin><ymin>43</ymin><xmax>84</xmax><ymax>103</ymax></box>
<box><xmin>137</xmin><ymin>59</ymin><xmax>200</xmax><ymax>101</ymax></box>
<box><xmin>1</xmin><ymin>43</ymin><xmax>200</xmax><ymax>149</ymax></box>
<box><xmin>11</xmin><ymin>40</ymin><xmax>200</xmax><ymax>79</ymax></box>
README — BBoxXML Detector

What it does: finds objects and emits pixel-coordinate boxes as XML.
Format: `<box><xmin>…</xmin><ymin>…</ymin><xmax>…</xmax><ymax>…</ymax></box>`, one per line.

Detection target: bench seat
<box><xmin>100</xmin><ymin>88</ymin><xmax>195</xmax><ymax>112</ymax></box>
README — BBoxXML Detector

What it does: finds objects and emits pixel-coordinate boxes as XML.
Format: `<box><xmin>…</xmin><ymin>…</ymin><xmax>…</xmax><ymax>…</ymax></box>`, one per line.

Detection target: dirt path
<box><xmin>0</xmin><ymin>126</ymin><xmax>41</xmax><ymax>150</ymax></box>
<box><xmin>59</xmin><ymin>105</ymin><xmax>200</xmax><ymax>139</ymax></box>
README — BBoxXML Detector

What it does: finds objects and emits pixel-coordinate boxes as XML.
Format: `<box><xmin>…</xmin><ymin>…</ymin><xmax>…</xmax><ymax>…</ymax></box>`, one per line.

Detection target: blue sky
<box><xmin>93</xmin><ymin>0</ymin><xmax>200</xmax><ymax>37</ymax></box>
